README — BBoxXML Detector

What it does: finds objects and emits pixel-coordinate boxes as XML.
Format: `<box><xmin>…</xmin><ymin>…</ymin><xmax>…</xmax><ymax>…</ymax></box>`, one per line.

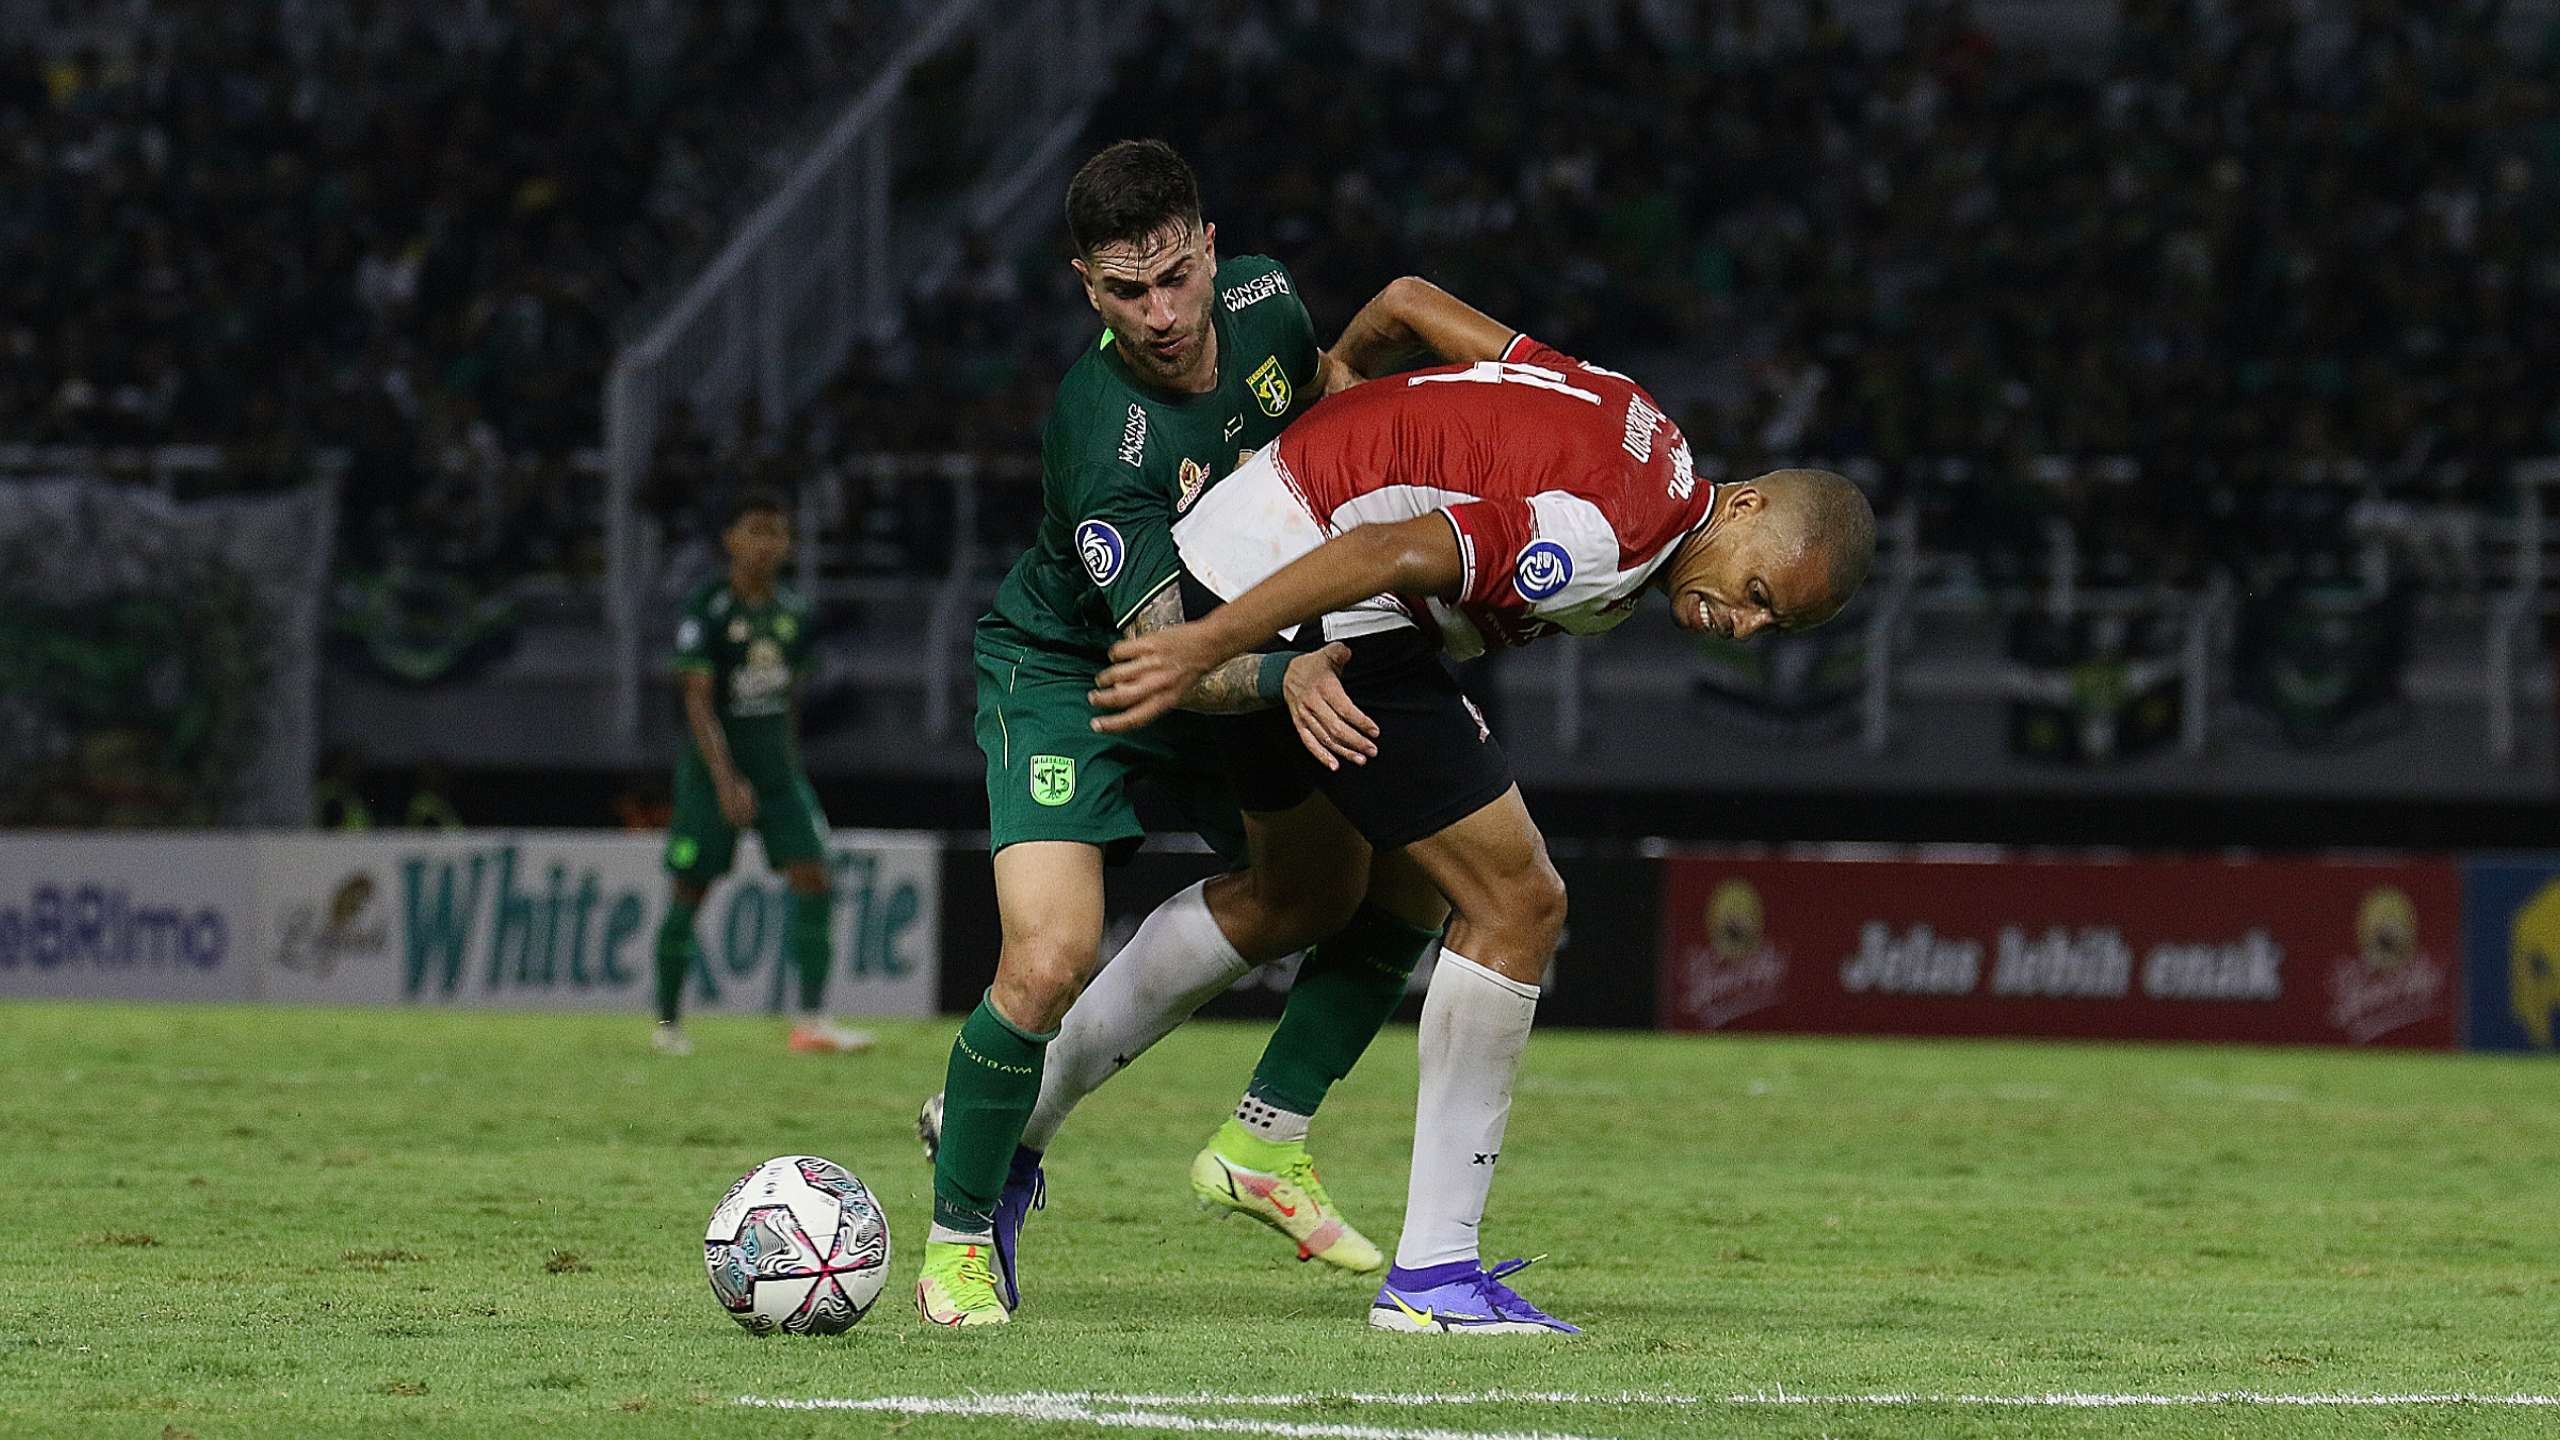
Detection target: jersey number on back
<box><xmin>1406</xmin><ymin>361</ymin><xmax>1602</xmax><ymax>406</ymax></box>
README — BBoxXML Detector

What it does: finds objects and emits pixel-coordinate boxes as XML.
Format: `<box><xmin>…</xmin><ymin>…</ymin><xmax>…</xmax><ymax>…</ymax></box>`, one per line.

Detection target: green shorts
<box><xmin>666</xmin><ymin>749</ymin><xmax>830</xmax><ymax>881</ymax></box>
<box><xmin>975</xmin><ymin>625</ymin><xmax>1247</xmax><ymax>863</ymax></box>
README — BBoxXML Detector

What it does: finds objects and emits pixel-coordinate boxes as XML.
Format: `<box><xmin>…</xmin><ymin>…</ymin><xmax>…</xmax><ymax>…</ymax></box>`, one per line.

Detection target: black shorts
<box><xmin>1178</xmin><ymin>571</ymin><xmax>1515</xmax><ymax>850</ymax></box>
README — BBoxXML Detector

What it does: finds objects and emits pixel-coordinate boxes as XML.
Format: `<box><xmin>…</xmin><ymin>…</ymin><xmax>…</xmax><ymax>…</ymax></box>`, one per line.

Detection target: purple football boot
<box><xmin>1368</xmin><ymin>1255</ymin><xmax>1580</xmax><ymax>1335</ymax></box>
<box><xmin>988</xmin><ymin>1145</ymin><xmax>1046</xmax><ymax>1310</ymax></box>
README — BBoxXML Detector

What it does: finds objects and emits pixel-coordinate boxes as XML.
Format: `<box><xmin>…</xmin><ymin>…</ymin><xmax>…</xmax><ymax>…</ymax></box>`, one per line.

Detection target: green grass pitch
<box><xmin>3</xmin><ymin>1001</ymin><xmax>2556</xmax><ymax>1438</ymax></box>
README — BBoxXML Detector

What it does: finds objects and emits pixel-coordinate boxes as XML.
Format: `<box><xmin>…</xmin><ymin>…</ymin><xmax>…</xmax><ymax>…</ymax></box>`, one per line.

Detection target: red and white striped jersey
<box><xmin>1172</xmin><ymin>335</ymin><xmax>1710</xmax><ymax>659</ymax></box>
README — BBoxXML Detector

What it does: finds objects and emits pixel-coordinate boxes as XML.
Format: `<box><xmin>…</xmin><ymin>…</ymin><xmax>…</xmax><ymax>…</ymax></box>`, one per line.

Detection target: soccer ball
<box><xmin>704</xmin><ymin>1155</ymin><xmax>891</xmax><ymax>1335</ymax></box>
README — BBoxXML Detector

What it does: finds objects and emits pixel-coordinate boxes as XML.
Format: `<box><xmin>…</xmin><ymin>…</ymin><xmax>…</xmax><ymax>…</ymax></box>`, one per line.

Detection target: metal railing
<box><xmin>602</xmin><ymin>0</ymin><xmax>1108</xmax><ymax>735</ymax></box>
<box><xmin>1850</xmin><ymin>461</ymin><xmax>2560</xmax><ymax>763</ymax></box>
<box><xmin>730</xmin><ymin>449</ymin><xmax>2558</xmax><ymax>768</ymax></box>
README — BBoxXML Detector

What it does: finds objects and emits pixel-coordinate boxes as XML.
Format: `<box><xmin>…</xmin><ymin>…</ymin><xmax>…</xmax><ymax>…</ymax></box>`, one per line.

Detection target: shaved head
<box><xmin>1755</xmin><ymin>468</ymin><xmax>1875</xmax><ymax>621</ymax></box>
<box><xmin>1661</xmin><ymin>466</ymin><xmax>1876</xmax><ymax>640</ymax></box>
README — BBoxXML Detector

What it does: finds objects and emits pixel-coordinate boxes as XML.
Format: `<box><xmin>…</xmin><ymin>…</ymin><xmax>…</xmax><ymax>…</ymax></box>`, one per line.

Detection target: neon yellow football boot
<box><xmin>914</xmin><ymin>1239</ymin><xmax>1010</xmax><ymax>1328</ymax></box>
<box><xmin>1189</xmin><ymin>1119</ymin><xmax>1384</xmax><ymax>1273</ymax></box>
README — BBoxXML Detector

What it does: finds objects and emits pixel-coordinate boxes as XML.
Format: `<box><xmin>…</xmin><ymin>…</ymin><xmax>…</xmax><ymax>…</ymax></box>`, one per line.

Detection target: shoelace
<box><xmin>1280</xmin><ymin>1155</ymin><xmax>1333</xmax><ymax>1210</ymax></box>
<box><xmin>1477</xmin><ymin>1255</ymin><xmax>1551</xmax><ymax>1316</ymax></box>
<box><xmin>949</xmin><ymin>1246</ymin><xmax>999</xmax><ymax>1294</ymax></box>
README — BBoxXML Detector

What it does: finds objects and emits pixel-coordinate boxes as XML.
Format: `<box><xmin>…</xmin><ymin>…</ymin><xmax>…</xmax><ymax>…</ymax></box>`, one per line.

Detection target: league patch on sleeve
<box><xmin>1513</xmin><ymin>540</ymin><xmax>1574</xmax><ymax>602</ymax></box>
<box><xmin>1076</xmin><ymin>520</ymin><xmax>1126</xmax><ymax>586</ymax></box>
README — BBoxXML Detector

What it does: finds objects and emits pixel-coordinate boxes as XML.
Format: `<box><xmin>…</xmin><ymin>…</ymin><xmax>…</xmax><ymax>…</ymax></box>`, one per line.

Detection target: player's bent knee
<box><xmin>1251</xmin><ymin>874</ymin><xmax>1364</xmax><ymax>952</ymax></box>
<box><xmin>990</xmin><ymin>937</ymin><xmax>1095</xmax><ymax>1033</ymax></box>
<box><xmin>1498</xmin><ymin>858</ymin><xmax>1568</xmax><ymax>954</ymax></box>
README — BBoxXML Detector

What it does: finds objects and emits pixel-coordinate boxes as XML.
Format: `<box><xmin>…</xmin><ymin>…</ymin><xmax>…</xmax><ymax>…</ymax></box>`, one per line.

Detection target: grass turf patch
<box><xmin>0</xmin><ymin>1001</ymin><xmax>2554</xmax><ymax>1438</ymax></box>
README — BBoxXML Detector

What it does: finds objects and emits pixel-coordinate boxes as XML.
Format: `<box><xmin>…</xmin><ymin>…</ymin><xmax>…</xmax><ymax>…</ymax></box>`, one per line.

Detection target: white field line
<box><xmin>733</xmin><ymin>1392</ymin><xmax>1611</xmax><ymax>1440</ymax></box>
<box><xmin>738</xmin><ymin>1387</ymin><xmax>2560</xmax><ymax>1437</ymax></box>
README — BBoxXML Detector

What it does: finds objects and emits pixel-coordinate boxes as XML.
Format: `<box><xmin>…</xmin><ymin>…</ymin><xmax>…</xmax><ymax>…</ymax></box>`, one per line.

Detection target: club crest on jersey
<box><xmin>1175</xmin><ymin>457</ymin><xmax>1208</xmax><ymax>514</ymax></box>
<box><xmin>1247</xmin><ymin>356</ymin><xmax>1291</xmax><ymax>417</ymax></box>
<box><xmin>1075</xmin><ymin>520</ymin><xmax>1125</xmax><ymax>586</ymax></box>
<box><xmin>1513</xmin><ymin>540</ymin><xmax>1574</xmax><ymax>602</ymax></box>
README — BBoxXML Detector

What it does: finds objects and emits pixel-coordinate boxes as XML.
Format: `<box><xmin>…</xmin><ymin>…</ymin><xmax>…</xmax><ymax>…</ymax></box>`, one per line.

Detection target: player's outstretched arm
<box><xmin>1089</xmin><ymin>515</ymin><xmax>1463</xmax><ymax>734</ymax></box>
<box><xmin>1116</xmin><ymin>586</ymin><xmax>1380</xmax><ymax>767</ymax></box>
<box><xmin>1323</xmin><ymin>277</ymin><xmax>1516</xmax><ymax>391</ymax></box>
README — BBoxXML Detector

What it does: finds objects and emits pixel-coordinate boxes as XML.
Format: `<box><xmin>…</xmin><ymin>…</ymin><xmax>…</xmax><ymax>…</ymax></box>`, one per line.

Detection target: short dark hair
<box><xmin>1065</xmin><ymin>140</ymin><xmax>1202</xmax><ymax>258</ymax></box>
<box><xmin>726</xmin><ymin>487</ymin><xmax>789</xmax><ymax>528</ymax></box>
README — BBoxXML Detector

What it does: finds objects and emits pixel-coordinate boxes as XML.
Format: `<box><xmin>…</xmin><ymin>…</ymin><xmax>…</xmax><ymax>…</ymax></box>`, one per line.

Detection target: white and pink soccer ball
<box><xmin>704</xmin><ymin>1155</ymin><xmax>890</xmax><ymax>1335</ymax></box>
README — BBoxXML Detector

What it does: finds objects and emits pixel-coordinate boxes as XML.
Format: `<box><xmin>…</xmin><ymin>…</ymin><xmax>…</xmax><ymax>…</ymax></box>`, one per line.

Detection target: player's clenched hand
<box><xmin>1088</xmin><ymin>628</ymin><xmax>1212</xmax><ymax>733</ymax></box>
<box><xmin>1284</xmin><ymin>644</ymin><xmax>1377</xmax><ymax>771</ymax></box>
<box><xmin>715</xmin><ymin>772</ymin><xmax>758</xmax><ymax>828</ymax></box>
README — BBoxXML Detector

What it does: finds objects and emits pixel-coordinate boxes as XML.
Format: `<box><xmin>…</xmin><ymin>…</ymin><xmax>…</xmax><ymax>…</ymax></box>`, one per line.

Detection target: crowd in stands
<box><xmin>3</xmin><ymin>0</ymin><xmax>905</xmax><ymax>578</ymax></box>
<box><xmin>8</xmin><ymin>0</ymin><xmax>2555</xmax><ymax>595</ymax></box>
<box><xmin>683</xmin><ymin>0</ymin><xmax>2558</xmax><ymax>592</ymax></box>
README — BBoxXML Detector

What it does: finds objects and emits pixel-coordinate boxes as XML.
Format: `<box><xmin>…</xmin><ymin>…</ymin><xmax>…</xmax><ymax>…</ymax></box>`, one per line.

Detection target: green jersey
<box><xmin>985</xmin><ymin>254</ymin><xmax>1322</xmax><ymax>659</ymax></box>
<box><xmin>672</xmin><ymin>579</ymin><xmax>811</xmax><ymax>768</ymax></box>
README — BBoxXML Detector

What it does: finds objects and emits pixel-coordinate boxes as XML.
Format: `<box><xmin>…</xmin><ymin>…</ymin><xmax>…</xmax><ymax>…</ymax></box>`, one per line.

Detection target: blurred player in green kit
<box><xmin>650</xmin><ymin>488</ymin><xmax>874</xmax><ymax>1057</ymax></box>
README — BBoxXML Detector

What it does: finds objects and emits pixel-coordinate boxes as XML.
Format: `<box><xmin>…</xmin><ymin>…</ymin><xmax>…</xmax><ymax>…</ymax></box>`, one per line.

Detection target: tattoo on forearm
<box><xmin>1120</xmin><ymin>583</ymin><xmax>1278</xmax><ymax>714</ymax></box>
<box><xmin>1182</xmin><ymin>656</ymin><xmax>1272</xmax><ymax>714</ymax></box>
<box><xmin>1121</xmin><ymin>583</ymin><xmax>1185</xmax><ymax>639</ymax></box>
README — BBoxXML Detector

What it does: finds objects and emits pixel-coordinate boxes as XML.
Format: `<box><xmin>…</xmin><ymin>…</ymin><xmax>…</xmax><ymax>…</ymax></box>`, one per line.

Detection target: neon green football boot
<box><xmin>914</xmin><ymin>1239</ymin><xmax>1010</xmax><ymax>1328</ymax></box>
<box><xmin>1189</xmin><ymin>1119</ymin><xmax>1384</xmax><ymax>1273</ymax></box>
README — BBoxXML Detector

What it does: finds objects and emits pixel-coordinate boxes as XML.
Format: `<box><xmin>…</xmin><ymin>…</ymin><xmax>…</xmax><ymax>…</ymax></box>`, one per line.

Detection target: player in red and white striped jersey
<box><xmin>1171</xmin><ymin>331</ymin><xmax>1867</xmax><ymax>669</ymax></box>
<box><xmin>1089</xmin><ymin>295</ymin><xmax>1873</xmax><ymax>1335</ymax></box>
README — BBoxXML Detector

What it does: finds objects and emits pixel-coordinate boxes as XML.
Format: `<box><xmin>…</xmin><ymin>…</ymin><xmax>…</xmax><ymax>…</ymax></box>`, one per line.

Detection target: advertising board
<box><xmin>1660</xmin><ymin>853</ymin><xmax>2460</xmax><ymax>1047</ymax></box>
<box><xmin>0</xmin><ymin>835</ymin><xmax>256</xmax><ymax>1001</ymax></box>
<box><xmin>253</xmin><ymin>831</ymin><xmax>938</xmax><ymax>1015</ymax></box>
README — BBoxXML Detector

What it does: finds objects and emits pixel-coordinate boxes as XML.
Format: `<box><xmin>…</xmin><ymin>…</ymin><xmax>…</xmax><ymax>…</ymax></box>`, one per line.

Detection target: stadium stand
<box><xmin>2</xmin><ymin>0</ymin><xmax>2555</xmax><ymax>818</ymax></box>
<box><xmin>1</xmin><ymin>0</ymin><xmax>919</xmax><ymax>576</ymax></box>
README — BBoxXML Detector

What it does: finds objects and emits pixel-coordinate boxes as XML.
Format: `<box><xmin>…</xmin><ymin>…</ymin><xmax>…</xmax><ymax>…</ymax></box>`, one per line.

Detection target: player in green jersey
<box><xmin>918</xmin><ymin>141</ymin><xmax>1489</xmax><ymax>1326</ymax></box>
<box><xmin>650</xmin><ymin>489</ymin><xmax>873</xmax><ymax>1058</ymax></box>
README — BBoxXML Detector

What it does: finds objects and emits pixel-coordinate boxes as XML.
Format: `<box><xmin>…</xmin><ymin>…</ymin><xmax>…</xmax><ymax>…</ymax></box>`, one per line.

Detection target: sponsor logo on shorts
<box><xmin>1075</xmin><ymin>520</ymin><xmax>1125</xmax><ymax>586</ymax></box>
<box><xmin>1247</xmin><ymin>356</ymin><xmax>1291</xmax><ymax>417</ymax></box>
<box><xmin>1029</xmin><ymin>755</ymin><xmax>1077</xmax><ymax>808</ymax></box>
<box><xmin>1513</xmin><ymin>540</ymin><xmax>1573</xmax><ymax>602</ymax></box>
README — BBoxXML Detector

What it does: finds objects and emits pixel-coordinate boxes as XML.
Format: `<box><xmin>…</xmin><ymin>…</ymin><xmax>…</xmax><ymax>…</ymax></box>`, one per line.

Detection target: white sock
<box><xmin>1393</xmin><ymin>948</ymin><xmax>1539</xmax><ymax>1272</ymax></box>
<box><xmin>1234</xmin><ymin>1093</ymin><xmax>1311</xmax><ymax>1144</ymax></box>
<box><xmin>1021</xmin><ymin>880</ymin><xmax>1248</xmax><ymax>1150</ymax></box>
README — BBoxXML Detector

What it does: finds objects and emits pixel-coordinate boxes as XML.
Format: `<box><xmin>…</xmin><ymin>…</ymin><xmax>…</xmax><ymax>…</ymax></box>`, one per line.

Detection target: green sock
<box><xmin>932</xmin><ymin>993</ymin><xmax>1054</xmax><ymax>1233</ymax></box>
<box><xmin>1248</xmin><ymin>903</ymin><xmax>1441</xmax><ymax>1116</ymax></box>
<box><xmin>786</xmin><ymin>889</ymin><xmax>833</xmax><ymax>1013</ymax></box>
<box><xmin>653</xmin><ymin>898</ymin><xmax>698</xmax><ymax>1025</ymax></box>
